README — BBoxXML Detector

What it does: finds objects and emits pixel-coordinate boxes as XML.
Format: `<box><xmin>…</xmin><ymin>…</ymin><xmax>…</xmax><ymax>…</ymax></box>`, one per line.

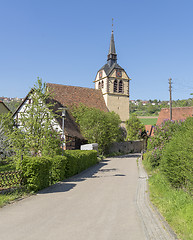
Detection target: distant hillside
<box><xmin>130</xmin><ymin>98</ymin><xmax>193</xmax><ymax>116</ymax></box>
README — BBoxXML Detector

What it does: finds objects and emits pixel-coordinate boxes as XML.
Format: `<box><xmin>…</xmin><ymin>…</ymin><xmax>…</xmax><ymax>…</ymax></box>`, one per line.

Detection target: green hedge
<box><xmin>51</xmin><ymin>155</ymin><xmax>68</xmax><ymax>184</ymax></box>
<box><xmin>17</xmin><ymin>150</ymin><xmax>98</xmax><ymax>192</ymax></box>
<box><xmin>18</xmin><ymin>156</ymin><xmax>52</xmax><ymax>192</ymax></box>
<box><xmin>64</xmin><ymin>150</ymin><xmax>98</xmax><ymax>178</ymax></box>
<box><xmin>161</xmin><ymin>118</ymin><xmax>193</xmax><ymax>193</ymax></box>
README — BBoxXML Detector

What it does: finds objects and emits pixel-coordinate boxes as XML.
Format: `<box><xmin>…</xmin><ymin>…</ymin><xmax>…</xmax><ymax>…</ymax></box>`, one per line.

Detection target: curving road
<box><xmin>0</xmin><ymin>154</ymin><xmax>176</xmax><ymax>240</ymax></box>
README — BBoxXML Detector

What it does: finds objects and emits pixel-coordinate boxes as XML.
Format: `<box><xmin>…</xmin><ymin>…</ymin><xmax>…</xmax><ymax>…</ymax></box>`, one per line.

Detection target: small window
<box><xmin>101</xmin><ymin>80</ymin><xmax>104</xmax><ymax>88</ymax></box>
<box><xmin>99</xmin><ymin>71</ymin><xmax>103</xmax><ymax>79</ymax></box>
<box><xmin>119</xmin><ymin>80</ymin><xmax>123</xmax><ymax>93</ymax></box>
<box><xmin>116</xmin><ymin>70</ymin><xmax>122</xmax><ymax>78</ymax></box>
<box><xmin>98</xmin><ymin>82</ymin><xmax>101</xmax><ymax>89</ymax></box>
<box><xmin>114</xmin><ymin>80</ymin><xmax>118</xmax><ymax>92</ymax></box>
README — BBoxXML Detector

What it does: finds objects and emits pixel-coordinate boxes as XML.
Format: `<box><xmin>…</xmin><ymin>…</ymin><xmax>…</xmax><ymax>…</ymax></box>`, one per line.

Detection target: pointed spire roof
<box><xmin>108</xmin><ymin>29</ymin><xmax>116</xmax><ymax>55</ymax></box>
<box><xmin>107</xmin><ymin>19</ymin><xmax>117</xmax><ymax>67</ymax></box>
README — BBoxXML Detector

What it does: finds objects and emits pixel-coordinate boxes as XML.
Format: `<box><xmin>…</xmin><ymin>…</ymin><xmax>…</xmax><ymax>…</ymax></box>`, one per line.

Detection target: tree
<box><xmin>147</xmin><ymin>104</ymin><xmax>158</xmax><ymax>115</ymax></box>
<box><xmin>8</xmin><ymin>78</ymin><xmax>61</xmax><ymax>158</ymax></box>
<box><xmin>72</xmin><ymin>105</ymin><xmax>122</xmax><ymax>154</ymax></box>
<box><xmin>0</xmin><ymin>113</ymin><xmax>14</xmax><ymax>162</ymax></box>
<box><xmin>129</xmin><ymin>102</ymin><xmax>137</xmax><ymax>114</ymax></box>
<box><xmin>125</xmin><ymin>115</ymin><xmax>145</xmax><ymax>141</ymax></box>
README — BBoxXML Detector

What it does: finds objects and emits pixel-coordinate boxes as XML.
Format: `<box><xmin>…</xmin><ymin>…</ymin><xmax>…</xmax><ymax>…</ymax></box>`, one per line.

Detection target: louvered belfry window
<box><xmin>119</xmin><ymin>80</ymin><xmax>123</xmax><ymax>93</ymax></box>
<box><xmin>114</xmin><ymin>79</ymin><xmax>118</xmax><ymax>92</ymax></box>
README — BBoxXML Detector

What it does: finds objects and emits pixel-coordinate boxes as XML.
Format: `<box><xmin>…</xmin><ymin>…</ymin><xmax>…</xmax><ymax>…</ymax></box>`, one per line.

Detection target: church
<box><xmin>13</xmin><ymin>25</ymin><xmax>130</xmax><ymax>149</ymax></box>
<box><xmin>94</xmin><ymin>26</ymin><xmax>131</xmax><ymax>125</ymax></box>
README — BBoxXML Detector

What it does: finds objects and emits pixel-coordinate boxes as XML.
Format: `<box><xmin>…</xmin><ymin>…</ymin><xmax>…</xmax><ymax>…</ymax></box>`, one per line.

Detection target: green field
<box><xmin>138</xmin><ymin>117</ymin><xmax>158</xmax><ymax>125</ymax></box>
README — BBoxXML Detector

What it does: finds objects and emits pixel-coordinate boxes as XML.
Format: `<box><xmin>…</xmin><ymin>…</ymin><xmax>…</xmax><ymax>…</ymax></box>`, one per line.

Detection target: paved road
<box><xmin>0</xmin><ymin>154</ymin><xmax>176</xmax><ymax>240</ymax></box>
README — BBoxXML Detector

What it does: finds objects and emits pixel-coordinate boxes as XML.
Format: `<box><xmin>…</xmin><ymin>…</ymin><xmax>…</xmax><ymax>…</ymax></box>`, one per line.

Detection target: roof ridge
<box><xmin>47</xmin><ymin>83</ymin><xmax>96</xmax><ymax>90</ymax></box>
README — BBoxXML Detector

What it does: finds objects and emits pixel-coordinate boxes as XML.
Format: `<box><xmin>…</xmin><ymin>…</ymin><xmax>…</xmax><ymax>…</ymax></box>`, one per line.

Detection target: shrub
<box><xmin>50</xmin><ymin>155</ymin><xmax>68</xmax><ymax>184</ymax></box>
<box><xmin>17</xmin><ymin>150</ymin><xmax>98</xmax><ymax>192</ymax></box>
<box><xmin>125</xmin><ymin>115</ymin><xmax>145</xmax><ymax>141</ymax></box>
<box><xmin>161</xmin><ymin>118</ymin><xmax>193</xmax><ymax>193</ymax></box>
<box><xmin>17</xmin><ymin>156</ymin><xmax>52</xmax><ymax>192</ymax></box>
<box><xmin>147</xmin><ymin>119</ymin><xmax>182</xmax><ymax>151</ymax></box>
<box><xmin>145</xmin><ymin>119</ymin><xmax>182</xmax><ymax>169</ymax></box>
<box><xmin>143</xmin><ymin>149</ymin><xmax>162</xmax><ymax>169</ymax></box>
<box><xmin>64</xmin><ymin>150</ymin><xmax>98</xmax><ymax>178</ymax></box>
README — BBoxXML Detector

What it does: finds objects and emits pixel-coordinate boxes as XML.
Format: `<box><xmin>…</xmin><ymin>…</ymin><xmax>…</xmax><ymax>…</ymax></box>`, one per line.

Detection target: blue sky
<box><xmin>0</xmin><ymin>0</ymin><xmax>193</xmax><ymax>100</ymax></box>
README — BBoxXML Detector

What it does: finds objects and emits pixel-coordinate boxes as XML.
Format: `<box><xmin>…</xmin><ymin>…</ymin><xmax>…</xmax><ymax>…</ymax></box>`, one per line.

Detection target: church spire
<box><xmin>107</xmin><ymin>18</ymin><xmax>117</xmax><ymax>67</ymax></box>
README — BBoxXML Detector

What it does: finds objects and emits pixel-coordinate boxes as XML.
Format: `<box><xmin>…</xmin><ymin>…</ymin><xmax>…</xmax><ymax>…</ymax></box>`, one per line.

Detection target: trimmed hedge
<box><xmin>64</xmin><ymin>150</ymin><xmax>98</xmax><ymax>178</ymax></box>
<box><xmin>17</xmin><ymin>150</ymin><xmax>98</xmax><ymax>191</ymax></box>
<box><xmin>18</xmin><ymin>156</ymin><xmax>52</xmax><ymax>192</ymax></box>
<box><xmin>51</xmin><ymin>155</ymin><xmax>68</xmax><ymax>184</ymax></box>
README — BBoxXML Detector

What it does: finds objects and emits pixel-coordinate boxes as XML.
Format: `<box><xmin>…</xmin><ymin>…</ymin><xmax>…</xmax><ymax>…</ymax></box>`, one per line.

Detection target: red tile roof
<box><xmin>157</xmin><ymin>107</ymin><xmax>193</xmax><ymax>125</ymax></box>
<box><xmin>47</xmin><ymin>83</ymin><xmax>108</xmax><ymax>112</ymax></box>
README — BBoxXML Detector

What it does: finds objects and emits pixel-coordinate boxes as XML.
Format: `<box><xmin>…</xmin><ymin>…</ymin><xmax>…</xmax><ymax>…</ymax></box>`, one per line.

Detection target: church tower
<box><xmin>94</xmin><ymin>23</ymin><xmax>130</xmax><ymax>125</ymax></box>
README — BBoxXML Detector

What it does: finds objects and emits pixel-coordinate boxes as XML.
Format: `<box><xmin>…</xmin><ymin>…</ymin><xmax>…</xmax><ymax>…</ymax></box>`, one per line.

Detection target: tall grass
<box><xmin>147</xmin><ymin>169</ymin><xmax>193</xmax><ymax>240</ymax></box>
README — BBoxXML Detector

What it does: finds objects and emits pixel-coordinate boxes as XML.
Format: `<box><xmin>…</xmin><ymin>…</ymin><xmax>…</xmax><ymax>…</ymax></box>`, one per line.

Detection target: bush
<box><xmin>17</xmin><ymin>150</ymin><xmax>98</xmax><ymax>192</ymax></box>
<box><xmin>126</xmin><ymin>115</ymin><xmax>145</xmax><ymax>141</ymax></box>
<box><xmin>64</xmin><ymin>150</ymin><xmax>98</xmax><ymax>178</ymax></box>
<box><xmin>161</xmin><ymin>117</ymin><xmax>193</xmax><ymax>193</ymax></box>
<box><xmin>145</xmin><ymin>119</ymin><xmax>182</xmax><ymax>169</ymax></box>
<box><xmin>51</xmin><ymin>155</ymin><xmax>68</xmax><ymax>184</ymax></box>
<box><xmin>147</xmin><ymin>120</ymin><xmax>182</xmax><ymax>151</ymax></box>
<box><xmin>17</xmin><ymin>156</ymin><xmax>52</xmax><ymax>192</ymax></box>
<box><xmin>143</xmin><ymin>150</ymin><xmax>161</xmax><ymax>170</ymax></box>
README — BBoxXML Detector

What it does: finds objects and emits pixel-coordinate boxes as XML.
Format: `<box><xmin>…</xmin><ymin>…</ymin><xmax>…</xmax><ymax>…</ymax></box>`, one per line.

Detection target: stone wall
<box><xmin>108</xmin><ymin>140</ymin><xmax>144</xmax><ymax>154</ymax></box>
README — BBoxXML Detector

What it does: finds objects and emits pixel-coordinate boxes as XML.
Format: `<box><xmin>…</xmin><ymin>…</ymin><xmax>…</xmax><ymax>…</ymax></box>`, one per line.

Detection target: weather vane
<box><xmin>112</xmin><ymin>18</ymin><xmax>114</xmax><ymax>31</ymax></box>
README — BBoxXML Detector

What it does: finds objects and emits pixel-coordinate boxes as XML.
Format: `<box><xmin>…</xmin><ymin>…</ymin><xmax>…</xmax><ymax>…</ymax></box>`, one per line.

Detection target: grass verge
<box><xmin>144</xmin><ymin>161</ymin><xmax>193</xmax><ymax>240</ymax></box>
<box><xmin>0</xmin><ymin>188</ymin><xmax>31</xmax><ymax>208</ymax></box>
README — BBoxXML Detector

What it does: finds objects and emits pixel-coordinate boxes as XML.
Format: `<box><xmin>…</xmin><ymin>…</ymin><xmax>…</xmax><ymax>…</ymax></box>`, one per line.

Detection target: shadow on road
<box><xmin>39</xmin><ymin>182</ymin><xmax>77</xmax><ymax>194</ymax></box>
<box><xmin>39</xmin><ymin>156</ymin><xmax>132</xmax><ymax>195</ymax></box>
<box><xmin>39</xmin><ymin>160</ymin><xmax>110</xmax><ymax>194</ymax></box>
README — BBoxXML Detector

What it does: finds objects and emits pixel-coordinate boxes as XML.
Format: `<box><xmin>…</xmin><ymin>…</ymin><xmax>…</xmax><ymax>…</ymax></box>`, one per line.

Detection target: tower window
<box><xmin>99</xmin><ymin>71</ymin><xmax>103</xmax><ymax>79</ymax></box>
<box><xmin>119</xmin><ymin>80</ymin><xmax>123</xmax><ymax>93</ymax></box>
<box><xmin>101</xmin><ymin>80</ymin><xmax>104</xmax><ymax>88</ymax></box>
<box><xmin>114</xmin><ymin>79</ymin><xmax>118</xmax><ymax>92</ymax></box>
<box><xmin>98</xmin><ymin>82</ymin><xmax>101</xmax><ymax>89</ymax></box>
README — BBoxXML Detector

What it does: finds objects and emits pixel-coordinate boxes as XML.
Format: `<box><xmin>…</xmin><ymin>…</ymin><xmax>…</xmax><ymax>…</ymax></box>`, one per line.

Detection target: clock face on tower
<box><xmin>99</xmin><ymin>71</ymin><xmax>103</xmax><ymax>79</ymax></box>
<box><xmin>116</xmin><ymin>70</ymin><xmax>122</xmax><ymax>78</ymax></box>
